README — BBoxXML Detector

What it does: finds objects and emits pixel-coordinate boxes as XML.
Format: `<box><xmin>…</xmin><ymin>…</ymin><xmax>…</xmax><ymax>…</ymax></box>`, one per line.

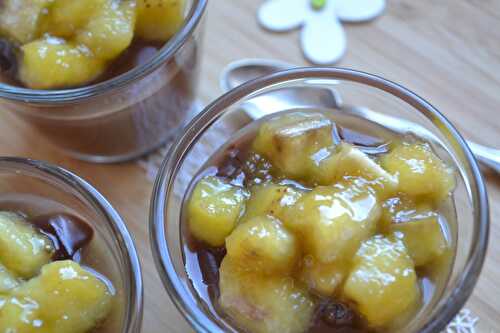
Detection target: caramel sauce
<box><xmin>30</xmin><ymin>213</ymin><xmax>94</xmax><ymax>262</ymax></box>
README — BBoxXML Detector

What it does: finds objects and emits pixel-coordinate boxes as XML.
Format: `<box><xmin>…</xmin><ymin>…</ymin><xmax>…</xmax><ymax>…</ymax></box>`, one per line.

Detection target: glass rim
<box><xmin>0</xmin><ymin>156</ymin><xmax>144</xmax><ymax>332</ymax></box>
<box><xmin>150</xmin><ymin>67</ymin><xmax>489</xmax><ymax>333</ymax></box>
<box><xmin>0</xmin><ymin>0</ymin><xmax>207</xmax><ymax>105</ymax></box>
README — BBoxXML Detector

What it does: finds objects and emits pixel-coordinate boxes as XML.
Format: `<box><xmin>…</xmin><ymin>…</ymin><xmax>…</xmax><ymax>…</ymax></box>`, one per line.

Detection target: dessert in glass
<box><xmin>150</xmin><ymin>68</ymin><xmax>489</xmax><ymax>333</ymax></box>
<box><xmin>0</xmin><ymin>0</ymin><xmax>207</xmax><ymax>162</ymax></box>
<box><xmin>0</xmin><ymin>157</ymin><xmax>143</xmax><ymax>332</ymax></box>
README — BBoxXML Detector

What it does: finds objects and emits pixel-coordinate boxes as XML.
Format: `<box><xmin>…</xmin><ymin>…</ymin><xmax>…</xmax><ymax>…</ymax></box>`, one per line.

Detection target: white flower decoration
<box><xmin>258</xmin><ymin>0</ymin><xmax>385</xmax><ymax>64</ymax></box>
<box><xmin>444</xmin><ymin>309</ymin><xmax>479</xmax><ymax>333</ymax></box>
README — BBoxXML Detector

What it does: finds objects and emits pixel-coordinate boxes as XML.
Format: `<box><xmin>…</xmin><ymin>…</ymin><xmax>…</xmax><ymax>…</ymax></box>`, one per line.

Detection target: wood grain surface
<box><xmin>0</xmin><ymin>0</ymin><xmax>499</xmax><ymax>331</ymax></box>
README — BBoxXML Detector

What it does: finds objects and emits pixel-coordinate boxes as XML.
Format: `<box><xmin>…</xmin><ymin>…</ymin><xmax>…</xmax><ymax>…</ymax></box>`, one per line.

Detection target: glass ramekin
<box><xmin>0</xmin><ymin>0</ymin><xmax>207</xmax><ymax>163</ymax></box>
<box><xmin>0</xmin><ymin>157</ymin><xmax>143</xmax><ymax>332</ymax></box>
<box><xmin>150</xmin><ymin>68</ymin><xmax>489</xmax><ymax>332</ymax></box>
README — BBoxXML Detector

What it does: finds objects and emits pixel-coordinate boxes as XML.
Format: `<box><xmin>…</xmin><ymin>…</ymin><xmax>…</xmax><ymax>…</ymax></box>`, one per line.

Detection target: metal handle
<box><xmin>466</xmin><ymin>141</ymin><xmax>500</xmax><ymax>174</ymax></box>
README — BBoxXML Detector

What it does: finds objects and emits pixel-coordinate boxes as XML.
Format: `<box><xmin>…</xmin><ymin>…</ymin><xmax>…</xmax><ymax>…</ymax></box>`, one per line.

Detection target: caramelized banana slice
<box><xmin>0</xmin><ymin>212</ymin><xmax>53</xmax><ymax>278</ymax></box>
<box><xmin>39</xmin><ymin>0</ymin><xmax>107</xmax><ymax>38</ymax></box>
<box><xmin>381</xmin><ymin>141</ymin><xmax>455</xmax><ymax>203</ymax></box>
<box><xmin>19</xmin><ymin>37</ymin><xmax>105</xmax><ymax>89</ymax></box>
<box><xmin>253</xmin><ymin>112</ymin><xmax>335</xmax><ymax>180</ymax></box>
<box><xmin>391</xmin><ymin>216</ymin><xmax>449</xmax><ymax>267</ymax></box>
<box><xmin>343</xmin><ymin>235</ymin><xmax>420</xmax><ymax>328</ymax></box>
<box><xmin>75</xmin><ymin>0</ymin><xmax>136</xmax><ymax>60</ymax></box>
<box><xmin>283</xmin><ymin>180</ymin><xmax>381</xmax><ymax>264</ymax></box>
<box><xmin>188</xmin><ymin>176</ymin><xmax>248</xmax><ymax>247</ymax></box>
<box><xmin>136</xmin><ymin>0</ymin><xmax>186</xmax><ymax>41</ymax></box>
<box><xmin>0</xmin><ymin>261</ymin><xmax>113</xmax><ymax>333</ymax></box>
<box><xmin>226</xmin><ymin>215</ymin><xmax>299</xmax><ymax>275</ymax></box>
<box><xmin>219</xmin><ymin>257</ymin><xmax>314</xmax><ymax>333</ymax></box>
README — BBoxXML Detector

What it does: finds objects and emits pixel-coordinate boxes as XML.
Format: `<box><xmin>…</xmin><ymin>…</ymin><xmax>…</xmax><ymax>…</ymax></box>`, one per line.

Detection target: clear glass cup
<box><xmin>0</xmin><ymin>157</ymin><xmax>143</xmax><ymax>332</ymax></box>
<box><xmin>150</xmin><ymin>68</ymin><xmax>489</xmax><ymax>332</ymax></box>
<box><xmin>0</xmin><ymin>0</ymin><xmax>207</xmax><ymax>163</ymax></box>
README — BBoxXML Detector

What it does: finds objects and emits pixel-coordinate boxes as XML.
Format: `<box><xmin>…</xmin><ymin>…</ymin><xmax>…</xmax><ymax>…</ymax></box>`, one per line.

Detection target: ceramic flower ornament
<box><xmin>258</xmin><ymin>0</ymin><xmax>386</xmax><ymax>64</ymax></box>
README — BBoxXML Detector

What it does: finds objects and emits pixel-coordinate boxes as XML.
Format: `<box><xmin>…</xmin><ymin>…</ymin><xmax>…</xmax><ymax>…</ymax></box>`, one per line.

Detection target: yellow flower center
<box><xmin>311</xmin><ymin>0</ymin><xmax>326</xmax><ymax>10</ymax></box>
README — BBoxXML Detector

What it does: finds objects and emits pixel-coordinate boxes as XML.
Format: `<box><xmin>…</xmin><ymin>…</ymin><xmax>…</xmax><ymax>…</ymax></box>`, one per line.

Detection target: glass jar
<box><xmin>0</xmin><ymin>157</ymin><xmax>143</xmax><ymax>331</ymax></box>
<box><xmin>0</xmin><ymin>0</ymin><xmax>207</xmax><ymax>163</ymax></box>
<box><xmin>150</xmin><ymin>68</ymin><xmax>489</xmax><ymax>332</ymax></box>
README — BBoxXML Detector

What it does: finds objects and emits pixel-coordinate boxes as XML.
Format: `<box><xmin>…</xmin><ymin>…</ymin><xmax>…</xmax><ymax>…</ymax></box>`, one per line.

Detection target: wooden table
<box><xmin>1</xmin><ymin>0</ymin><xmax>499</xmax><ymax>331</ymax></box>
